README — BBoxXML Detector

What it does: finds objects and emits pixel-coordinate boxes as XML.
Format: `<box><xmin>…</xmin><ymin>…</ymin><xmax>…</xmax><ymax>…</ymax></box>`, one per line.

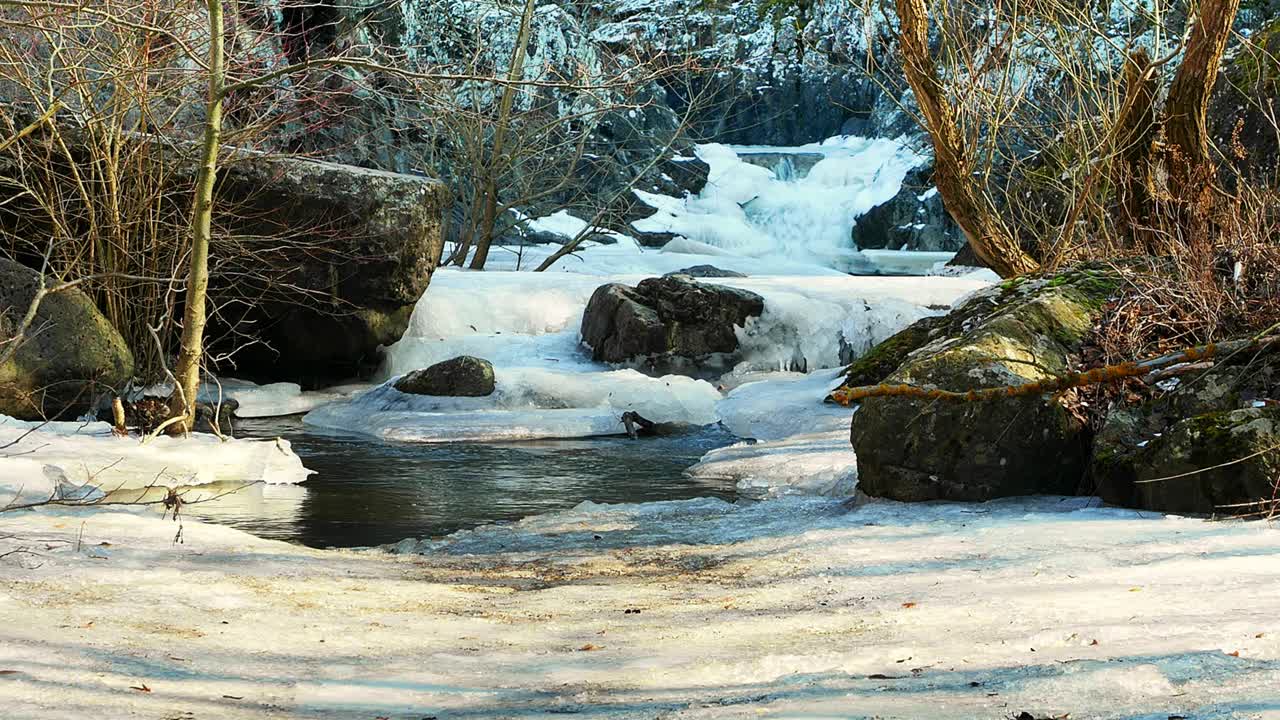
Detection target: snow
<box><xmin>4</xmin><ymin>498</ymin><xmax>1280</xmax><ymax>718</ymax></box>
<box><xmin>217</xmin><ymin>380</ymin><xmax>369</xmax><ymax>418</ymax></box>
<box><xmin>686</xmin><ymin>430</ymin><xmax>857</xmax><ymax>498</ymax></box>
<box><xmin>0</xmin><ymin>415</ymin><xmax>312</xmax><ymax>495</ymax></box>
<box><xmin>139</xmin><ymin>378</ymin><xmax>369</xmax><ymax>419</ymax></box>
<box><xmin>306</xmin><ymin>270</ymin><xmax>985</xmax><ymax>443</ymax></box>
<box><xmin>304</xmin><ymin>368</ymin><xmax>721</xmax><ymax>442</ymax></box>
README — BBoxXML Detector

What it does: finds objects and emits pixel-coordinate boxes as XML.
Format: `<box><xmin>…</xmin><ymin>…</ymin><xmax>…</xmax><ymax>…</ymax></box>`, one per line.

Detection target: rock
<box><xmin>852</xmin><ymin>164</ymin><xmax>964</xmax><ymax>252</ymax></box>
<box><xmin>1127</xmin><ymin>408</ymin><xmax>1280</xmax><ymax>516</ymax></box>
<box><xmin>208</xmin><ymin>155</ymin><xmax>448</xmax><ymax>386</ymax></box>
<box><xmin>947</xmin><ymin>242</ymin><xmax>990</xmax><ymax>269</ymax></box>
<box><xmin>666</xmin><ymin>265</ymin><xmax>747</xmax><ymax>278</ymax></box>
<box><xmin>580</xmin><ymin>274</ymin><xmax>765</xmax><ymax>370</ymax></box>
<box><xmin>0</xmin><ymin>258</ymin><xmax>134</xmax><ymax>420</ymax></box>
<box><xmin>1091</xmin><ymin>350</ymin><xmax>1280</xmax><ymax>514</ymax></box>
<box><xmin>851</xmin><ymin>265</ymin><xmax>1121</xmax><ymax>501</ymax></box>
<box><xmin>1210</xmin><ymin>16</ymin><xmax>1280</xmax><ymax>184</ymax></box>
<box><xmin>394</xmin><ymin>356</ymin><xmax>495</xmax><ymax>397</ymax></box>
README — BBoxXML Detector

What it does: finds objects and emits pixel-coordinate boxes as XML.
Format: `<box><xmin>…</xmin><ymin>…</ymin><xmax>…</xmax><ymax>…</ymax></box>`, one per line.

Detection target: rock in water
<box><xmin>0</xmin><ymin>258</ymin><xmax>134</xmax><ymax>420</ymax></box>
<box><xmin>665</xmin><ymin>265</ymin><xmax>748</xmax><ymax>279</ymax></box>
<box><xmin>850</xmin><ymin>265</ymin><xmax>1120</xmax><ymax>501</ymax></box>
<box><xmin>394</xmin><ymin>356</ymin><xmax>495</xmax><ymax>397</ymax></box>
<box><xmin>580</xmin><ymin>274</ymin><xmax>765</xmax><ymax>371</ymax></box>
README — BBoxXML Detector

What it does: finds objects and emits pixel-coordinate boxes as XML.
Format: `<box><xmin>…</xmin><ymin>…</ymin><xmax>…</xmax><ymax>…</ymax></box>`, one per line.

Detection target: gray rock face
<box><xmin>852</xmin><ymin>165</ymin><xmax>963</xmax><ymax>252</ymax></box>
<box><xmin>851</xmin><ymin>266</ymin><xmax>1120</xmax><ymax>501</ymax></box>
<box><xmin>394</xmin><ymin>356</ymin><xmax>496</xmax><ymax>397</ymax></box>
<box><xmin>210</xmin><ymin>154</ymin><xmax>449</xmax><ymax>385</ymax></box>
<box><xmin>0</xmin><ymin>258</ymin><xmax>134</xmax><ymax>419</ymax></box>
<box><xmin>580</xmin><ymin>275</ymin><xmax>764</xmax><ymax>369</ymax></box>
<box><xmin>1092</xmin><ymin>354</ymin><xmax>1280</xmax><ymax>514</ymax></box>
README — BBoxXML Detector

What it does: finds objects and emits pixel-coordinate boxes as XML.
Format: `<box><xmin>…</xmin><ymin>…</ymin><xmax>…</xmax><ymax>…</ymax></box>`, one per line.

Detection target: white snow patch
<box><xmin>0</xmin><ymin>415</ymin><xmax>312</xmax><ymax>492</ymax></box>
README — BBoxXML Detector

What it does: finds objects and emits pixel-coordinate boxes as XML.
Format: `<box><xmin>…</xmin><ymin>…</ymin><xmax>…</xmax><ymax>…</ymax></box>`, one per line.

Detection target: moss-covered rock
<box><xmin>1127</xmin><ymin>407</ymin><xmax>1280</xmax><ymax>515</ymax></box>
<box><xmin>0</xmin><ymin>258</ymin><xmax>133</xmax><ymax>419</ymax></box>
<box><xmin>394</xmin><ymin>356</ymin><xmax>495</xmax><ymax>397</ymax></box>
<box><xmin>851</xmin><ymin>264</ymin><xmax>1121</xmax><ymax>502</ymax></box>
<box><xmin>1092</xmin><ymin>350</ymin><xmax>1280</xmax><ymax>513</ymax></box>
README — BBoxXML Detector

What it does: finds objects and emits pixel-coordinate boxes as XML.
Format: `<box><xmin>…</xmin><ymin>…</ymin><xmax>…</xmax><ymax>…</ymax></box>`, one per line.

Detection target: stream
<box><xmin>183</xmin><ymin>417</ymin><xmax>740</xmax><ymax>548</ymax></box>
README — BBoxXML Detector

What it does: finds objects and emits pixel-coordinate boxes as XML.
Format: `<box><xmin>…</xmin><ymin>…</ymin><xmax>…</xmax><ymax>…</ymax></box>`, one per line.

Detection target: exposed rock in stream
<box><xmin>394</xmin><ymin>356</ymin><xmax>496</xmax><ymax>397</ymax></box>
<box><xmin>580</xmin><ymin>274</ymin><xmax>764</xmax><ymax>372</ymax></box>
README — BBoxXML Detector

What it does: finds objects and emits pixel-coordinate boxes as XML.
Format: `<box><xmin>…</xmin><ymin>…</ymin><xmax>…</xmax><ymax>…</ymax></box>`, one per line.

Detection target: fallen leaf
<box><xmin>578</xmin><ymin>644</ymin><xmax>601</xmax><ymax>652</ymax></box>
<box><xmin>901</xmin><ymin>602</ymin><xmax>917</xmax><ymax>609</ymax></box>
<box><xmin>1227</xmin><ymin>650</ymin><xmax>1240</xmax><ymax>657</ymax></box>
<box><xmin>1256</xmin><ymin>633</ymin><xmax>1266</xmax><ymax>639</ymax></box>
<box><xmin>0</xmin><ymin>670</ymin><xmax>21</xmax><ymax>676</ymax></box>
<box><xmin>1128</xmin><ymin>587</ymin><xmax>1142</xmax><ymax>592</ymax></box>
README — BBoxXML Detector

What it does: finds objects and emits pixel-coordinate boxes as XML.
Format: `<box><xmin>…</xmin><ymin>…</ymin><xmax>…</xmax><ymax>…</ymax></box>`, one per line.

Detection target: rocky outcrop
<box><xmin>1092</xmin><ymin>351</ymin><xmax>1280</xmax><ymax>514</ymax></box>
<box><xmin>666</xmin><ymin>265</ymin><xmax>748</xmax><ymax>279</ymax></box>
<box><xmin>394</xmin><ymin>356</ymin><xmax>495</xmax><ymax>397</ymax></box>
<box><xmin>852</xmin><ymin>165</ymin><xmax>963</xmax><ymax>252</ymax></box>
<box><xmin>208</xmin><ymin>154</ymin><xmax>449</xmax><ymax>386</ymax></box>
<box><xmin>0</xmin><ymin>258</ymin><xmax>134</xmax><ymax>420</ymax></box>
<box><xmin>1210</xmin><ymin>16</ymin><xmax>1280</xmax><ymax>184</ymax></box>
<box><xmin>580</xmin><ymin>274</ymin><xmax>764</xmax><ymax>370</ymax></box>
<box><xmin>850</xmin><ymin>266</ymin><xmax>1120</xmax><ymax>501</ymax></box>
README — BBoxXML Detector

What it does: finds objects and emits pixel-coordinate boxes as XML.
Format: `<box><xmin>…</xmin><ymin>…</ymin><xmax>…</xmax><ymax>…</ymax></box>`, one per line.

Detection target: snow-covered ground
<box><xmin>3</xmin><ymin>498</ymin><xmax>1280</xmax><ymax>719</ymax></box>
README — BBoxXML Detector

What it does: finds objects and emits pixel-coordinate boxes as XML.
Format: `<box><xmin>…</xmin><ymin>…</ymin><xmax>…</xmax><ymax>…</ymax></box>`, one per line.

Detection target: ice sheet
<box><xmin>0</xmin><ymin>415</ymin><xmax>313</xmax><ymax>493</ymax></box>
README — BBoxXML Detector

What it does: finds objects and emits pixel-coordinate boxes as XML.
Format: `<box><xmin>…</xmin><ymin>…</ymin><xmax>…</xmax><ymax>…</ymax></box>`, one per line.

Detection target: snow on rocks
<box><xmin>0</xmin><ymin>415</ymin><xmax>312</xmax><ymax>495</ymax></box>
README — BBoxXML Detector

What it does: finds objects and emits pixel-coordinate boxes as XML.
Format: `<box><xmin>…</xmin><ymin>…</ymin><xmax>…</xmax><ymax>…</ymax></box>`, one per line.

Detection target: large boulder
<box><xmin>0</xmin><ymin>258</ymin><xmax>134</xmax><ymax>419</ymax></box>
<box><xmin>393</xmin><ymin>356</ymin><xmax>495</xmax><ymax>397</ymax></box>
<box><xmin>1092</xmin><ymin>350</ymin><xmax>1280</xmax><ymax>514</ymax></box>
<box><xmin>850</xmin><ymin>265</ymin><xmax>1120</xmax><ymax>501</ymax></box>
<box><xmin>208</xmin><ymin>154</ymin><xmax>449</xmax><ymax>386</ymax></box>
<box><xmin>580</xmin><ymin>274</ymin><xmax>764</xmax><ymax>371</ymax></box>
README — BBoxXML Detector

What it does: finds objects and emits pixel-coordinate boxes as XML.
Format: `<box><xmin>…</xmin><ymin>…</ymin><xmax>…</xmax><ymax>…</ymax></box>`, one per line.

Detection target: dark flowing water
<box><xmin>183</xmin><ymin>417</ymin><xmax>739</xmax><ymax>548</ymax></box>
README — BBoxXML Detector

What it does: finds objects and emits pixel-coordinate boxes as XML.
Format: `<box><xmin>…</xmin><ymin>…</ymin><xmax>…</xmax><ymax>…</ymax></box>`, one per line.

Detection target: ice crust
<box><xmin>0</xmin><ymin>415</ymin><xmax>312</xmax><ymax>501</ymax></box>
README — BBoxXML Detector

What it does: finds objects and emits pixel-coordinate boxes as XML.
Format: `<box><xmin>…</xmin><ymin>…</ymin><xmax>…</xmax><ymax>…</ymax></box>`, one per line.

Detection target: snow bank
<box><xmin>686</xmin><ymin>430</ymin><xmax>857</xmax><ymax>498</ymax></box>
<box><xmin>218</xmin><ymin>380</ymin><xmax>369</xmax><ymax>418</ymax></box>
<box><xmin>0</xmin><ymin>415</ymin><xmax>312</xmax><ymax>493</ymax></box>
<box><xmin>716</xmin><ymin>368</ymin><xmax>848</xmax><ymax>440</ymax></box>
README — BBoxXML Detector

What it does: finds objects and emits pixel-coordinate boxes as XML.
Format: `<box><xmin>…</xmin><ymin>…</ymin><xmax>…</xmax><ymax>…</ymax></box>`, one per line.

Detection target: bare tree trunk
<box><xmin>1164</xmin><ymin>0</ymin><xmax>1240</xmax><ymax>176</ymax></box>
<box><xmin>1112</xmin><ymin>49</ymin><xmax>1160</xmax><ymax>249</ymax></box>
<box><xmin>894</xmin><ymin>0</ymin><xmax>1039</xmax><ymax>278</ymax></box>
<box><xmin>169</xmin><ymin>0</ymin><xmax>224</xmax><ymax>434</ymax></box>
<box><xmin>468</xmin><ymin>0</ymin><xmax>536</xmax><ymax>271</ymax></box>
